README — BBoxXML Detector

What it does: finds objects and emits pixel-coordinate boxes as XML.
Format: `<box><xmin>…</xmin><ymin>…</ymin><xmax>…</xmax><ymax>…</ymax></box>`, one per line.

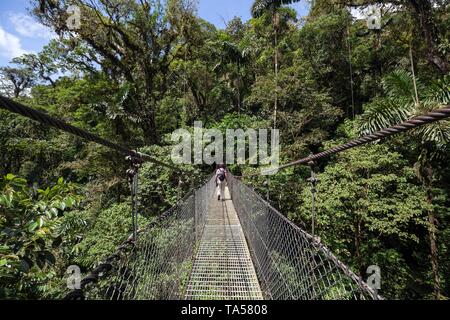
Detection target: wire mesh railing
<box><xmin>3</xmin><ymin>95</ymin><xmax>448</xmax><ymax>301</ymax></box>
<box><xmin>69</xmin><ymin>173</ymin><xmax>381</xmax><ymax>300</ymax></box>
<box><xmin>69</xmin><ymin>176</ymin><xmax>216</xmax><ymax>300</ymax></box>
<box><xmin>228</xmin><ymin>174</ymin><xmax>381</xmax><ymax>300</ymax></box>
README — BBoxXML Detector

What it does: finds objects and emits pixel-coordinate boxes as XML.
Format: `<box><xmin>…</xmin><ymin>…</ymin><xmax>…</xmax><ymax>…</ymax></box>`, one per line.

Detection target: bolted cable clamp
<box><xmin>126</xmin><ymin>151</ymin><xmax>143</xmax><ymax>182</ymax></box>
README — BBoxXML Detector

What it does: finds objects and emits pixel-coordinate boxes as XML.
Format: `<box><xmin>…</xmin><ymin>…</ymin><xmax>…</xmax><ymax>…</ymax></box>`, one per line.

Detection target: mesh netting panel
<box><xmin>80</xmin><ymin>176</ymin><xmax>216</xmax><ymax>300</ymax></box>
<box><xmin>71</xmin><ymin>174</ymin><xmax>380</xmax><ymax>300</ymax></box>
<box><xmin>228</xmin><ymin>175</ymin><xmax>380</xmax><ymax>300</ymax></box>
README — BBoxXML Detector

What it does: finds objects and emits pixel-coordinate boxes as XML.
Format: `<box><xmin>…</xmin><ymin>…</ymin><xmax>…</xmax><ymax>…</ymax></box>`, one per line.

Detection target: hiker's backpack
<box><xmin>217</xmin><ymin>168</ymin><xmax>226</xmax><ymax>181</ymax></box>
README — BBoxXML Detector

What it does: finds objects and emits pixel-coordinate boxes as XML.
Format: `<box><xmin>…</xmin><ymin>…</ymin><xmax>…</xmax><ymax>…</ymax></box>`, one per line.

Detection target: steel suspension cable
<box><xmin>246</xmin><ymin>106</ymin><xmax>450</xmax><ymax>177</ymax></box>
<box><xmin>0</xmin><ymin>95</ymin><xmax>179</xmax><ymax>171</ymax></box>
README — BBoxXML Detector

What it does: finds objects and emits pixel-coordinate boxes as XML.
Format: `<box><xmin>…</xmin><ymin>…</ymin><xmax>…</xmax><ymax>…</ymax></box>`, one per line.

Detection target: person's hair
<box><xmin>216</xmin><ymin>163</ymin><xmax>226</xmax><ymax>170</ymax></box>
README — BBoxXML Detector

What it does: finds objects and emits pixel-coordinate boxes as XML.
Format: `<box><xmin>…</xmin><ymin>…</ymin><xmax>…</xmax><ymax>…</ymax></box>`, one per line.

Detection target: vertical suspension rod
<box><xmin>127</xmin><ymin>153</ymin><xmax>143</xmax><ymax>242</ymax></box>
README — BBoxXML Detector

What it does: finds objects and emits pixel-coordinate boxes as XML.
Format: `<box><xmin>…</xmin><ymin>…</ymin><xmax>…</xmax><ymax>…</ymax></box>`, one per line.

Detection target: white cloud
<box><xmin>9</xmin><ymin>13</ymin><xmax>56</xmax><ymax>39</ymax></box>
<box><xmin>0</xmin><ymin>25</ymin><xmax>27</xmax><ymax>59</ymax></box>
<box><xmin>351</xmin><ymin>8</ymin><xmax>368</xmax><ymax>20</ymax></box>
<box><xmin>350</xmin><ymin>3</ymin><xmax>400</xmax><ymax>20</ymax></box>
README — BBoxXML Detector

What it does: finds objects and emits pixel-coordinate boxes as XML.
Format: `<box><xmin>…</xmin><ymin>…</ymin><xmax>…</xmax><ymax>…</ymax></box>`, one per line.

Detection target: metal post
<box><xmin>264</xmin><ymin>177</ymin><xmax>270</xmax><ymax>202</ymax></box>
<box><xmin>131</xmin><ymin>173</ymin><xmax>136</xmax><ymax>241</ymax></box>
<box><xmin>308</xmin><ymin>160</ymin><xmax>319</xmax><ymax>242</ymax></box>
<box><xmin>127</xmin><ymin>153</ymin><xmax>143</xmax><ymax>242</ymax></box>
<box><xmin>192</xmin><ymin>179</ymin><xmax>197</xmax><ymax>244</ymax></box>
<box><xmin>177</xmin><ymin>178</ymin><xmax>183</xmax><ymax>200</ymax></box>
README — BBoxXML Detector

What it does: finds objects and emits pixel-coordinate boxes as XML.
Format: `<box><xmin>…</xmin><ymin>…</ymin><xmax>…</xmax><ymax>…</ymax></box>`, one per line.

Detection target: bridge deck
<box><xmin>185</xmin><ymin>187</ymin><xmax>263</xmax><ymax>300</ymax></box>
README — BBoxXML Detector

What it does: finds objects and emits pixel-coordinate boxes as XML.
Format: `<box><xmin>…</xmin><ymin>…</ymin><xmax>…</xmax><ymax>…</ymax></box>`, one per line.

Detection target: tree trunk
<box><xmin>142</xmin><ymin>72</ymin><xmax>159</xmax><ymax>145</ymax></box>
<box><xmin>354</xmin><ymin>218</ymin><xmax>364</xmax><ymax>277</ymax></box>
<box><xmin>273</xmin><ymin>10</ymin><xmax>279</xmax><ymax>130</ymax></box>
<box><xmin>409</xmin><ymin>44</ymin><xmax>420</xmax><ymax>106</ymax></box>
<box><xmin>236</xmin><ymin>65</ymin><xmax>242</xmax><ymax>114</ymax></box>
<box><xmin>142</xmin><ymin>112</ymin><xmax>158</xmax><ymax>145</ymax></box>
<box><xmin>409</xmin><ymin>0</ymin><xmax>449</xmax><ymax>74</ymax></box>
<box><xmin>346</xmin><ymin>25</ymin><xmax>355</xmax><ymax>118</ymax></box>
<box><xmin>426</xmin><ymin>186</ymin><xmax>441</xmax><ymax>299</ymax></box>
<box><xmin>345</xmin><ymin>0</ymin><xmax>448</xmax><ymax>74</ymax></box>
<box><xmin>237</xmin><ymin>85</ymin><xmax>241</xmax><ymax>114</ymax></box>
<box><xmin>14</xmin><ymin>87</ymin><xmax>20</xmax><ymax>98</ymax></box>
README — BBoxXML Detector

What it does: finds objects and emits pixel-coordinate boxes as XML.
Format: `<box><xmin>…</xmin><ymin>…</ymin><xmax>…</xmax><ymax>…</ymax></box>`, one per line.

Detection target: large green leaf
<box><xmin>28</xmin><ymin>221</ymin><xmax>38</xmax><ymax>232</ymax></box>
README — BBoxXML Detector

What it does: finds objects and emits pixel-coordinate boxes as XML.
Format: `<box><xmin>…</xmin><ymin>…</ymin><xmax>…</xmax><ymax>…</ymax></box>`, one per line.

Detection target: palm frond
<box><xmin>382</xmin><ymin>69</ymin><xmax>421</xmax><ymax>102</ymax></box>
<box><xmin>360</xmin><ymin>70</ymin><xmax>450</xmax><ymax>148</ymax></box>
<box><xmin>423</xmin><ymin>75</ymin><xmax>450</xmax><ymax>104</ymax></box>
<box><xmin>359</xmin><ymin>98</ymin><xmax>414</xmax><ymax>135</ymax></box>
<box><xmin>414</xmin><ymin>120</ymin><xmax>450</xmax><ymax>145</ymax></box>
<box><xmin>411</xmin><ymin>100</ymin><xmax>450</xmax><ymax>146</ymax></box>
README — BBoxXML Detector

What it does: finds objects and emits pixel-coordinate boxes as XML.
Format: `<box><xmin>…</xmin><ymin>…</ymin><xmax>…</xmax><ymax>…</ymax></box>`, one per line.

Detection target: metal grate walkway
<box><xmin>185</xmin><ymin>187</ymin><xmax>263</xmax><ymax>300</ymax></box>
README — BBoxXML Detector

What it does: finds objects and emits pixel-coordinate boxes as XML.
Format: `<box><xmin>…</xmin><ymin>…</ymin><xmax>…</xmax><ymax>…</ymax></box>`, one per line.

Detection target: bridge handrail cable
<box><xmin>0</xmin><ymin>95</ymin><xmax>179</xmax><ymax>171</ymax></box>
<box><xmin>243</xmin><ymin>106</ymin><xmax>450</xmax><ymax>177</ymax></box>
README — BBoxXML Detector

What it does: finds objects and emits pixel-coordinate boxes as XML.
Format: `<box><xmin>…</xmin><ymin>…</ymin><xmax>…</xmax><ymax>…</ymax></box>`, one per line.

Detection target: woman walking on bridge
<box><xmin>215</xmin><ymin>164</ymin><xmax>227</xmax><ymax>201</ymax></box>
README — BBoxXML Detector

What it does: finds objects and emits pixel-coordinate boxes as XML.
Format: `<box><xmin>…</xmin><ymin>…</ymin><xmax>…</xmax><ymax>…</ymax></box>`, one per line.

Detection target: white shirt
<box><xmin>216</xmin><ymin>168</ymin><xmax>226</xmax><ymax>182</ymax></box>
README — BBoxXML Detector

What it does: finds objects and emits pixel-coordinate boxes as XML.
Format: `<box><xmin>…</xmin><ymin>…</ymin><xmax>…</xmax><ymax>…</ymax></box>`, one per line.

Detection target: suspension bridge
<box><xmin>1</xmin><ymin>95</ymin><xmax>449</xmax><ymax>300</ymax></box>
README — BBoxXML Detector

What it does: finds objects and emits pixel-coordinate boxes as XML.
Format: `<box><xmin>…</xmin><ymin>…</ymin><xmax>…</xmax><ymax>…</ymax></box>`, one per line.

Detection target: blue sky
<box><xmin>198</xmin><ymin>0</ymin><xmax>310</xmax><ymax>28</ymax></box>
<box><xmin>0</xmin><ymin>0</ymin><xmax>311</xmax><ymax>67</ymax></box>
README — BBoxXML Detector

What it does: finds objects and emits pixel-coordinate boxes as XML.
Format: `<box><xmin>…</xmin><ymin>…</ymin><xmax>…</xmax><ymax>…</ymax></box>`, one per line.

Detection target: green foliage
<box><xmin>137</xmin><ymin>144</ymin><xmax>205</xmax><ymax>216</ymax></box>
<box><xmin>73</xmin><ymin>202</ymin><xmax>147</xmax><ymax>269</ymax></box>
<box><xmin>0</xmin><ymin>0</ymin><xmax>449</xmax><ymax>300</ymax></box>
<box><xmin>0</xmin><ymin>175</ymin><xmax>83</xmax><ymax>299</ymax></box>
<box><xmin>251</xmin><ymin>0</ymin><xmax>302</xmax><ymax>18</ymax></box>
<box><xmin>360</xmin><ymin>71</ymin><xmax>450</xmax><ymax>145</ymax></box>
<box><xmin>292</xmin><ymin>137</ymin><xmax>439</xmax><ymax>299</ymax></box>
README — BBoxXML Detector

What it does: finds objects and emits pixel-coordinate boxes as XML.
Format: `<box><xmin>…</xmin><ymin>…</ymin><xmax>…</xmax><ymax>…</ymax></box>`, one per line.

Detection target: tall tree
<box><xmin>296</xmin><ymin>140</ymin><xmax>430</xmax><ymax>298</ymax></box>
<box><xmin>213</xmin><ymin>40</ymin><xmax>251</xmax><ymax>113</ymax></box>
<box><xmin>12</xmin><ymin>52</ymin><xmax>58</xmax><ymax>88</ymax></box>
<box><xmin>251</xmin><ymin>0</ymin><xmax>302</xmax><ymax>129</ymax></box>
<box><xmin>31</xmin><ymin>0</ymin><xmax>198</xmax><ymax>145</ymax></box>
<box><xmin>338</xmin><ymin>0</ymin><xmax>449</xmax><ymax>74</ymax></box>
<box><xmin>360</xmin><ymin>70</ymin><xmax>450</xmax><ymax>299</ymax></box>
<box><xmin>0</xmin><ymin>66</ymin><xmax>35</xmax><ymax>98</ymax></box>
